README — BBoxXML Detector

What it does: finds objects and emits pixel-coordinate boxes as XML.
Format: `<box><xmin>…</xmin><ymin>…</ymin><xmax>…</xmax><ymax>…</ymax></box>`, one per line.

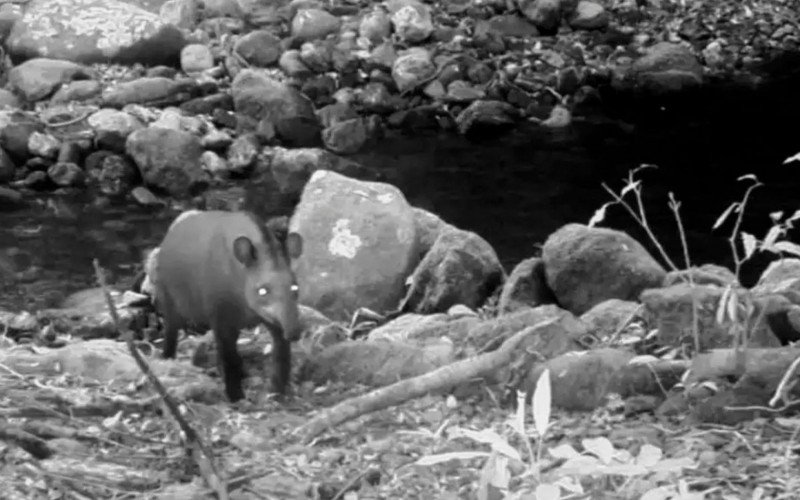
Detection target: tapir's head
<box><xmin>232</xmin><ymin>216</ymin><xmax>304</xmax><ymax>342</ymax></box>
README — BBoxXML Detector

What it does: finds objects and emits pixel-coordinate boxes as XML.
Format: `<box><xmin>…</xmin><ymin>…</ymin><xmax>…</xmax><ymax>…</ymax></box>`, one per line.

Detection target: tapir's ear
<box><xmin>285</xmin><ymin>232</ymin><xmax>303</xmax><ymax>259</ymax></box>
<box><xmin>233</xmin><ymin>236</ymin><xmax>257</xmax><ymax>267</ymax></box>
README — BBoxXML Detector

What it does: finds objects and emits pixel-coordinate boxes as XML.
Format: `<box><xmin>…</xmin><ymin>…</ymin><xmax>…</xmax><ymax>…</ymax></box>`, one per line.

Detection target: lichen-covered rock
<box><xmin>289</xmin><ymin>170</ymin><xmax>418</xmax><ymax>321</ymax></box>
<box><xmin>542</xmin><ymin>223</ymin><xmax>666</xmax><ymax>315</ymax></box>
<box><xmin>6</xmin><ymin>0</ymin><xmax>186</xmax><ymax>65</ymax></box>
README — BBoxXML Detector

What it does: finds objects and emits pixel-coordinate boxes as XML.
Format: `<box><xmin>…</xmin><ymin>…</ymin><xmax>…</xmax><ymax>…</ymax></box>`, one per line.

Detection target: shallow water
<box><xmin>3</xmin><ymin>80</ymin><xmax>800</xmax><ymax>312</ymax></box>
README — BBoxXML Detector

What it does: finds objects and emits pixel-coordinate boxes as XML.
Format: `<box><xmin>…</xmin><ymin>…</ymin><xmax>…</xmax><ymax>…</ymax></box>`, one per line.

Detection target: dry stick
<box><xmin>668</xmin><ymin>193</ymin><xmax>701</xmax><ymax>354</ymax></box>
<box><xmin>296</xmin><ymin>319</ymin><xmax>556</xmax><ymax>442</ymax></box>
<box><xmin>91</xmin><ymin>260</ymin><xmax>228</xmax><ymax>500</ymax></box>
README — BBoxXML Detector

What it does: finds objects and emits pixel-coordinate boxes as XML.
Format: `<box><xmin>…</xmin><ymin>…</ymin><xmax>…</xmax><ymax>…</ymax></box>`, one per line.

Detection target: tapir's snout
<box><xmin>260</xmin><ymin>303</ymin><xmax>303</xmax><ymax>342</ymax></box>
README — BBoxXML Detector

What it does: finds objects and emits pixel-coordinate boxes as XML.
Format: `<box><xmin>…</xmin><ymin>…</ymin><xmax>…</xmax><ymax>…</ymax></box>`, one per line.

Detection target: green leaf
<box><xmin>712</xmin><ymin>202</ymin><xmax>737</xmax><ymax>230</ymax></box>
<box><xmin>532</xmin><ymin>369</ymin><xmax>551</xmax><ymax>437</ymax></box>
<box><xmin>534</xmin><ymin>484</ymin><xmax>562</xmax><ymax>500</ymax></box>
<box><xmin>588</xmin><ymin>203</ymin><xmax>610</xmax><ymax>227</ymax></box>
<box><xmin>741</xmin><ymin>232</ymin><xmax>758</xmax><ymax>259</ymax></box>
<box><xmin>582</xmin><ymin>437</ymin><xmax>615</xmax><ymax>464</ymax></box>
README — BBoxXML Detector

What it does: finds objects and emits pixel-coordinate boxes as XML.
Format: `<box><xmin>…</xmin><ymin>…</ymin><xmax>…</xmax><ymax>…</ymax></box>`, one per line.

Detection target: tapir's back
<box><xmin>155</xmin><ymin>210</ymin><xmax>262</xmax><ymax>328</ymax></box>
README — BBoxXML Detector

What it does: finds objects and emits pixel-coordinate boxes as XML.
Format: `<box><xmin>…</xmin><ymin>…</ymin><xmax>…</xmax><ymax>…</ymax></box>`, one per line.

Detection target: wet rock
<box><xmin>47</xmin><ymin>162</ymin><xmax>84</xmax><ymax>187</ymax></box>
<box><xmin>664</xmin><ymin>264</ymin><xmax>738</xmax><ymax>287</ymax></box>
<box><xmin>232</xmin><ymin>68</ymin><xmax>321</xmax><ymax>147</ymax></box>
<box><xmin>7</xmin><ymin>58</ymin><xmax>94</xmax><ymax>102</ymax></box>
<box><xmin>579</xmin><ymin>299</ymin><xmax>641</xmax><ymax>338</ymax></box>
<box><xmin>497</xmin><ymin>257</ymin><xmax>557</xmax><ymax>314</ymax></box>
<box><xmin>400</xmin><ymin>227</ymin><xmax>505</xmax><ymax>315</ymax></box>
<box><xmin>542</xmin><ymin>223</ymin><xmax>666</xmax><ymax>315</ymax></box>
<box><xmin>218</xmin><ymin>135</ymin><xmax>254</xmax><ymax>175</ymax></box>
<box><xmin>392</xmin><ymin>47</ymin><xmax>435</xmax><ymax>93</ymax></box>
<box><xmin>640</xmin><ymin>284</ymin><xmax>780</xmax><ymax>350</ymax></box>
<box><xmin>267</xmin><ymin>146</ymin><xmax>370</xmax><ymax>197</ymax></box>
<box><xmin>359</xmin><ymin>81</ymin><xmax>397</xmax><ymax>113</ymax></box>
<box><xmin>50</xmin><ymin>80</ymin><xmax>103</xmax><ymax>103</ymax></box>
<box><xmin>6</xmin><ymin>0</ymin><xmax>186</xmax><ymax>65</ymax></box>
<box><xmin>125</xmin><ymin>127</ymin><xmax>208</xmax><ymax>197</ymax></box>
<box><xmin>130</xmin><ymin>185</ymin><xmax>163</xmax><ymax>206</ymax></box>
<box><xmin>289</xmin><ymin>170</ymin><xmax>418</xmax><ymax>321</ymax></box>
<box><xmin>197</xmin><ymin>0</ymin><xmax>241</xmax><ymax>19</ymax></box>
<box><xmin>27</xmin><ymin>131</ymin><xmax>61</xmax><ymax>159</ymax></box>
<box><xmin>299</xmin><ymin>40</ymin><xmax>333</xmax><ymax>73</ymax></box>
<box><xmin>181</xmin><ymin>92</ymin><xmax>233</xmax><ymax>115</ymax></box>
<box><xmin>86</xmin><ymin>153</ymin><xmax>140</xmax><ymax>197</ymax></box>
<box><xmin>620</xmin><ymin>42</ymin><xmax>704</xmax><ymax>95</ymax></box>
<box><xmin>519</xmin><ymin>0</ymin><xmax>562</xmax><ymax>34</ymax></box>
<box><xmin>0</xmin><ymin>146</ymin><xmax>15</xmax><ymax>183</ymax></box>
<box><xmin>322</xmin><ymin>116</ymin><xmax>376</xmax><ymax>154</ymax></box>
<box><xmin>0</xmin><ymin>89</ymin><xmax>21</xmax><ymax>109</ymax></box>
<box><xmin>541</xmin><ymin>104</ymin><xmax>572</xmax><ymax>128</ymax></box>
<box><xmin>234</xmin><ymin>30</ymin><xmax>282</xmax><ymax>67</ymax></box>
<box><xmin>101</xmin><ymin>77</ymin><xmax>198</xmax><ymax>108</ymax></box>
<box><xmin>455</xmin><ymin>100</ymin><xmax>521</xmax><ymax>137</ymax></box>
<box><xmin>200</xmin><ymin>150</ymin><xmax>228</xmax><ymax>178</ymax></box>
<box><xmin>279</xmin><ymin>49</ymin><xmax>312</xmax><ymax>77</ymax></box>
<box><xmin>87</xmin><ymin>108</ymin><xmax>145</xmax><ymax>152</ymax></box>
<box><xmin>0</xmin><ymin>186</ymin><xmax>24</xmax><ymax>208</ymax></box>
<box><xmin>483</xmin><ymin>14</ymin><xmax>539</xmax><ymax>38</ymax></box>
<box><xmin>317</xmin><ymin>102</ymin><xmax>359</xmax><ymax>128</ymax></box>
<box><xmin>291</xmin><ymin>8</ymin><xmax>341</xmax><ymax>42</ymax></box>
<box><xmin>568</xmin><ymin>1</ymin><xmax>609</xmax><ymax>30</ymax></box>
<box><xmin>160</xmin><ymin>0</ymin><xmax>199</xmax><ymax>29</ymax></box>
<box><xmin>0</xmin><ymin>113</ymin><xmax>45</xmax><ymax>162</ymax></box>
<box><xmin>180</xmin><ymin>43</ymin><xmax>214</xmax><ymax>74</ymax></box>
<box><xmin>359</xmin><ymin>7</ymin><xmax>392</xmax><ymax>44</ymax></box>
<box><xmin>387</xmin><ymin>0</ymin><xmax>433</xmax><ymax>44</ymax></box>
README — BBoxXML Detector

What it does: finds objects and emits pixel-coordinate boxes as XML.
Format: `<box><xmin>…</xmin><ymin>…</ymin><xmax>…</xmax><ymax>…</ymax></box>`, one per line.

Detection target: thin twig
<box><xmin>91</xmin><ymin>259</ymin><xmax>229</xmax><ymax>500</ymax></box>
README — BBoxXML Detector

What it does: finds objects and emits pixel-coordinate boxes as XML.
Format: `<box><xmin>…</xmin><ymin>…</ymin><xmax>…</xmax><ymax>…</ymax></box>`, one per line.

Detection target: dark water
<box><xmin>3</xmin><ymin>76</ymin><xmax>800</xmax><ymax>311</ymax></box>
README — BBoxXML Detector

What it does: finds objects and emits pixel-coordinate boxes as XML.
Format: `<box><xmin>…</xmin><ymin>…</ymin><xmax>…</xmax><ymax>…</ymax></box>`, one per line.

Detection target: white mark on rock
<box><xmin>377</xmin><ymin>193</ymin><xmax>395</xmax><ymax>204</ymax></box>
<box><xmin>328</xmin><ymin>219</ymin><xmax>361</xmax><ymax>259</ymax></box>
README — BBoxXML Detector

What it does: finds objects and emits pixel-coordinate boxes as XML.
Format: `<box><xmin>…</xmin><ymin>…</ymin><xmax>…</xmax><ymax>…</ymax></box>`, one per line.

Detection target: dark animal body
<box><xmin>154</xmin><ymin>210</ymin><xmax>303</xmax><ymax>402</ymax></box>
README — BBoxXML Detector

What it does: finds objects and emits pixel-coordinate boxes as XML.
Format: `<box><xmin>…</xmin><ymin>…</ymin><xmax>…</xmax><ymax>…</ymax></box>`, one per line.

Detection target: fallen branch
<box><xmin>296</xmin><ymin>318</ymin><xmax>558</xmax><ymax>442</ymax></box>
<box><xmin>92</xmin><ymin>259</ymin><xmax>228</xmax><ymax>500</ymax></box>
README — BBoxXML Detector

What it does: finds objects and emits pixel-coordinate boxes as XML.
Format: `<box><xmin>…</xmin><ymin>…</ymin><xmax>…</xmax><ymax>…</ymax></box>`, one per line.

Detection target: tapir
<box><xmin>154</xmin><ymin>210</ymin><xmax>303</xmax><ymax>402</ymax></box>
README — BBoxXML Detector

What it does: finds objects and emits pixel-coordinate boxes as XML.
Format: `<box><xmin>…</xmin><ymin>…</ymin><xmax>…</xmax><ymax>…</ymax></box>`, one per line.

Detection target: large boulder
<box><xmin>542</xmin><ymin>223</ymin><xmax>666</xmax><ymax>315</ymax></box>
<box><xmin>289</xmin><ymin>170</ymin><xmax>418</xmax><ymax>321</ymax></box>
<box><xmin>6</xmin><ymin>0</ymin><xmax>186</xmax><ymax>65</ymax></box>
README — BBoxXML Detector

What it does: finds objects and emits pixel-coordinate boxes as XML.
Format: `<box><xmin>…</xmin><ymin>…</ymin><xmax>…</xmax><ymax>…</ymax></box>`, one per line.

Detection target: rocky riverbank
<box><xmin>0</xmin><ymin>0</ymin><xmax>796</xmax><ymax>210</ymax></box>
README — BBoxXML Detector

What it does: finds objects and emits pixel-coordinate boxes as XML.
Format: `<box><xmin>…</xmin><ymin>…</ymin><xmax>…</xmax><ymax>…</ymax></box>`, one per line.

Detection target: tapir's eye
<box><xmin>257</xmin><ymin>286</ymin><xmax>270</xmax><ymax>297</ymax></box>
<box><xmin>291</xmin><ymin>284</ymin><xmax>299</xmax><ymax>296</ymax></box>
